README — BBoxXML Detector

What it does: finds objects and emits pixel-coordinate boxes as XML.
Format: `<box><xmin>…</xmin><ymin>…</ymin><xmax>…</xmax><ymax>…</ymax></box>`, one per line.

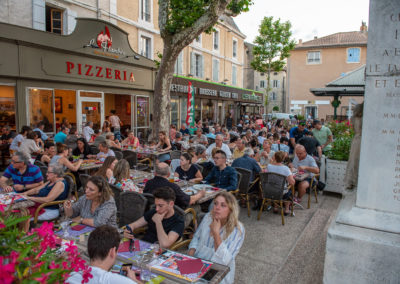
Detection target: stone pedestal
<box><xmin>324</xmin><ymin>0</ymin><xmax>400</xmax><ymax>282</ymax></box>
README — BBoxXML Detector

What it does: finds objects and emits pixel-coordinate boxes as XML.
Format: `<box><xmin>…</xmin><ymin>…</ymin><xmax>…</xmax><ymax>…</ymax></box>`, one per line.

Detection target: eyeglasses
<box><xmin>11</xmin><ymin>160</ymin><xmax>22</xmax><ymax>164</ymax></box>
<box><xmin>47</xmin><ymin>171</ymin><xmax>54</xmax><ymax>174</ymax></box>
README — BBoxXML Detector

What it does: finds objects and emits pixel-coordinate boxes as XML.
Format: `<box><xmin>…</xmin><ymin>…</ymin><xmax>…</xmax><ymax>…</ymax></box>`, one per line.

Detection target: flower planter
<box><xmin>325</xmin><ymin>158</ymin><xmax>348</xmax><ymax>194</ymax></box>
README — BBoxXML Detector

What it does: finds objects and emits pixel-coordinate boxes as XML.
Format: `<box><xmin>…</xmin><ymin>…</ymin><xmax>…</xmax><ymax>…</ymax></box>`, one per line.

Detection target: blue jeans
<box><xmin>157</xmin><ymin>153</ymin><xmax>171</xmax><ymax>163</ymax></box>
<box><xmin>113</xmin><ymin>127</ymin><xmax>121</xmax><ymax>141</ymax></box>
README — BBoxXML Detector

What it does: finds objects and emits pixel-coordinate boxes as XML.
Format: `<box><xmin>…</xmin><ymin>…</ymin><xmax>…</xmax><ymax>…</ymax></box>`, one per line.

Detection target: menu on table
<box><xmin>55</xmin><ymin>224</ymin><xmax>95</xmax><ymax>239</ymax></box>
<box><xmin>150</xmin><ymin>251</ymin><xmax>212</xmax><ymax>282</ymax></box>
<box><xmin>0</xmin><ymin>192</ymin><xmax>26</xmax><ymax>205</ymax></box>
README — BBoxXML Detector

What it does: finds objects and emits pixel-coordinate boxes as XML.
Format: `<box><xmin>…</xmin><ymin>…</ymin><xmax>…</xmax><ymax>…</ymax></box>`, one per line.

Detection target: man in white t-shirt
<box><xmin>67</xmin><ymin>225</ymin><xmax>139</xmax><ymax>284</ymax></box>
<box><xmin>109</xmin><ymin>110</ymin><xmax>122</xmax><ymax>141</ymax></box>
<box><xmin>206</xmin><ymin>134</ymin><xmax>232</xmax><ymax>159</ymax></box>
<box><xmin>83</xmin><ymin>122</ymin><xmax>94</xmax><ymax>142</ymax></box>
<box><xmin>289</xmin><ymin>145</ymin><xmax>319</xmax><ymax>202</ymax></box>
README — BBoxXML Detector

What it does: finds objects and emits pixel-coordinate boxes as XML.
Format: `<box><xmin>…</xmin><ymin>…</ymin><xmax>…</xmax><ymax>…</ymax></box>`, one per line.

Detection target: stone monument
<box><xmin>324</xmin><ymin>0</ymin><xmax>400</xmax><ymax>283</ymax></box>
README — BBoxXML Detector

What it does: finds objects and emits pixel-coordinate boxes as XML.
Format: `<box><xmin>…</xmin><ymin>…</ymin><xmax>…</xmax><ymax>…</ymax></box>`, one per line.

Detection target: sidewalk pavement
<box><xmin>234</xmin><ymin>192</ymin><xmax>341</xmax><ymax>284</ymax></box>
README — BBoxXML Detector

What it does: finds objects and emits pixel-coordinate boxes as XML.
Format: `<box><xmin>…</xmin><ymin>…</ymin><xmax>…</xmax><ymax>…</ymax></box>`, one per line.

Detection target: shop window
<box><xmin>0</xmin><ymin>86</ymin><xmax>16</xmax><ymax>131</ymax></box>
<box><xmin>307</xmin><ymin>51</ymin><xmax>321</xmax><ymax>64</ymax></box>
<box><xmin>136</xmin><ymin>96</ymin><xmax>149</xmax><ymax>127</ymax></box>
<box><xmin>212</xmin><ymin>59</ymin><xmax>219</xmax><ymax>82</ymax></box>
<box><xmin>194</xmin><ymin>98</ymin><xmax>201</xmax><ymax>122</ymax></box>
<box><xmin>232</xmin><ymin>65</ymin><xmax>237</xmax><ymax>85</ymax></box>
<box><xmin>46</xmin><ymin>5</ymin><xmax>63</xmax><ymax>34</ymax></box>
<box><xmin>201</xmin><ymin>99</ymin><xmax>213</xmax><ymax>122</ymax></box>
<box><xmin>347</xmin><ymin>48</ymin><xmax>360</xmax><ymax>63</ymax></box>
<box><xmin>105</xmin><ymin>94</ymin><xmax>132</xmax><ymax>133</ymax></box>
<box><xmin>55</xmin><ymin>89</ymin><xmax>77</xmax><ymax>130</ymax></box>
<box><xmin>28</xmin><ymin>88</ymin><xmax>54</xmax><ymax>132</ymax></box>
<box><xmin>180</xmin><ymin>97</ymin><xmax>188</xmax><ymax>126</ymax></box>
<box><xmin>141</xmin><ymin>0</ymin><xmax>151</xmax><ymax>22</ymax></box>
<box><xmin>170</xmin><ymin>97</ymin><xmax>179</xmax><ymax>126</ymax></box>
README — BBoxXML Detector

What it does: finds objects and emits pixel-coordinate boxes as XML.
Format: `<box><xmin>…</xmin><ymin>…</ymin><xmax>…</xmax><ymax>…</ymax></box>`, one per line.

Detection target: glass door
<box><xmin>134</xmin><ymin>96</ymin><xmax>150</xmax><ymax>141</ymax></box>
<box><xmin>77</xmin><ymin>91</ymin><xmax>104</xmax><ymax>133</ymax></box>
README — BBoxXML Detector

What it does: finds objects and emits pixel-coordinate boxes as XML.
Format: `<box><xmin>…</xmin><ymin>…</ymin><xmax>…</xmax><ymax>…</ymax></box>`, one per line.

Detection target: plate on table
<box><xmin>192</xmin><ymin>184</ymin><xmax>213</xmax><ymax>191</ymax></box>
<box><xmin>183</xmin><ymin>188</ymin><xmax>198</xmax><ymax>196</ymax></box>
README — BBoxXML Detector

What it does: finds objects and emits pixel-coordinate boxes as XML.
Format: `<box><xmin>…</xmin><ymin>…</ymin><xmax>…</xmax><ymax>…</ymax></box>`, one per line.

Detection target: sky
<box><xmin>235</xmin><ymin>0</ymin><xmax>370</xmax><ymax>44</ymax></box>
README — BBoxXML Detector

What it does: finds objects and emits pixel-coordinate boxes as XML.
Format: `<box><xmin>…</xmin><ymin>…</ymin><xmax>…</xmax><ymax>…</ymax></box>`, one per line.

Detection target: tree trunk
<box><xmin>152</xmin><ymin>45</ymin><xmax>179</xmax><ymax>139</ymax></box>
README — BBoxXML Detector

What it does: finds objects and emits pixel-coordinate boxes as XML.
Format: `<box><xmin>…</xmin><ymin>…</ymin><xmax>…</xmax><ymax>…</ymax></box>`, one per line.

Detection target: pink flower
<box><xmin>49</xmin><ymin>261</ymin><xmax>60</xmax><ymax>269</ymax></box>
<box><xmin>0</xmin><ymin>223</ymin><xmax>5</xmax><ymax>229</ymax></box>
<box><xmin>0</xmin><ymin>256</ymin><xmax>16</xmax><ymax>284</ymax></box>
<box><xmin>34</xmin><ymin>272</ymin><xmax>52</xmax><ymax>284</ymax></box>
<box><xmin>0</xmin><ymin>203</ymin><xmax>6</xmax><ymax>212</ymax></box>
<box><xmin>82</xmin><ymin>267</ymin><xmax>93</xmax><ymax>283</ymax></box>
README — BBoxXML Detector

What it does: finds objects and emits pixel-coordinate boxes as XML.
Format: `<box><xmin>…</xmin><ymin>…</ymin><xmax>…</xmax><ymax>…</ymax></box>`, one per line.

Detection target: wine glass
<box><xmin>60</xmin><ymin>219</ymin><xmax>72</xmax><ymax>239</ymax></box>
<box><xmin>183</xmin><ymin>175</ymin><xmax>188</xmax><ymax>190</ymax></box>
<box><xmin>201</xmin><ymin>180</ymin><xmax>207</xmax><ymax>191</ymax></box>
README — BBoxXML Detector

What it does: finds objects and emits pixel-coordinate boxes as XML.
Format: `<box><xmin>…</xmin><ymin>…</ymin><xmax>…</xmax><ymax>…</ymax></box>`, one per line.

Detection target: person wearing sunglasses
<box><xmin>0</xmin><ymin>151</ymin><xmax>44</xmax><ymax>192</ymax></box>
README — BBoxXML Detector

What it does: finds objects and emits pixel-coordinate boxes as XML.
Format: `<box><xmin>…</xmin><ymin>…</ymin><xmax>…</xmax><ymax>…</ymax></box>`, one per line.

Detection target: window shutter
<box><xmin>200</xmin><ymin>55</ymin><xmax>204</xmax><ymax>78</ymax></box>
<box><xmin>213</xmin><ymin>59</ymin><xmax>219</xmax><ymax>81</ymax></box>
<box><xmin>178</xmin><ymin>52</ymin><xmax>183</xmax><ymax>75</ymax></box>
<box><xmin>32</xmin><ymin>0</ymin><xmax>46</xmax><ymax>31</ymax></box>
<box><xmin>190</xmin><ymin>52</ymin><xmax>195</xmax><ymax>75</ymax></box>
<box><xmin>66</xmin><ymin>9</ymin><xmax>77</xmax><ymax>35</ymax></box>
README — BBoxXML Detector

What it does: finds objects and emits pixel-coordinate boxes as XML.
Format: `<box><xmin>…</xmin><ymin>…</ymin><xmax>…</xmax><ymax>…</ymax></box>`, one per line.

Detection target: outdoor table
<box><xmin>293</xmin><ymin>171</ymin><xmax>310</xmax><ymax>181</ymax></box>
<box><xmin>123</xmin><ymin>147</ymin><xmax>171</xmax><ymax>166</ymax></box>
<box><xmin>0</xmin><ymin>191</ymin><xmax>35</xmax><ymax>211</ymax></box>
<box><xmin>79</xmin><ymin>159</ymin><xmax>103</xmax><ymax>173</ymax></box>
<box><xmin>68</xmin><ymin>227</ymin><xmax>229</xmax><ymax>284</ymax></box>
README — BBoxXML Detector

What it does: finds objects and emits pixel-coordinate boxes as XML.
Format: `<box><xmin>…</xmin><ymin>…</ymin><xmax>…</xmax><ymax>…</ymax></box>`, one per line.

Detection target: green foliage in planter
<box><xmin>325</xmin><ymin>121</ymin><xmax>354</xmax><ymax>161</ymax></box>
<box><xmin>296</xmin><ymin>114</ymin><xmax>305</xmax><ymax>121</ymax></box>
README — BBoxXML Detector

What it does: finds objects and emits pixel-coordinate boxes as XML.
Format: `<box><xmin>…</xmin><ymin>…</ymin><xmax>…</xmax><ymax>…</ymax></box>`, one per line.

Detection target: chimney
<box><xmin>360</xmin><ymin>21</ymin><xmax>368</xmax><ymax>33</ymax></box>
<box><xmin>298</xmin><ymin>39</ymin><xmax>302</xmax><ymax>45</ymax></box>
<box><xmin>314</xmin><ymin>36</ymin><xmax>318</xmax><ymax>40</ymax></box>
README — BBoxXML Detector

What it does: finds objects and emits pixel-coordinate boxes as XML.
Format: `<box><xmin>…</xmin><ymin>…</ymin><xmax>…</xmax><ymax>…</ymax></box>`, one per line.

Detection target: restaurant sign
<box><xmin>242</xmin><ymin>93</ymin><xmax>262</xmax><ymax>102</ymax></box>
<box><xmin>66</xmin><ymin>60</ymin><xmax>135</xmax><ymax>82</ymax></box>
<box><xmin>83</xmin><ymin>25</ymin><xmax>125</xmax><ymax>58</ymax></box>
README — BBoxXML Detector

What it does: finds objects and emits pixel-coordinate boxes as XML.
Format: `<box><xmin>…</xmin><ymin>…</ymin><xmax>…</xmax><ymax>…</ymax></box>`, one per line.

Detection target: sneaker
<box><xmin>294</xmin><ymin>197</ymin><xmax>302</xmax><ymax>203</ymax></box>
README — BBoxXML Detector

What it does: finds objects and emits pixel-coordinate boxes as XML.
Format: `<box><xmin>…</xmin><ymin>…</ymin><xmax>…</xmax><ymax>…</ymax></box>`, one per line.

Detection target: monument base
<box><xmin>324</xmin><ymin>191</ymin><xmax>400</xmax><ymax>284</ymax></box>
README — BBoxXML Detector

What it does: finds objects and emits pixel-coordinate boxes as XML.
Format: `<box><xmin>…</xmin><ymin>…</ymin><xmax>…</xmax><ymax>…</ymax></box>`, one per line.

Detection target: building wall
<box><xmin>288</xmin><ymin>45</ymin><xmax>367</xmax><ymax>119</ymax></box>
<box><xmin>0</xmin><ymin>0</ymin><xmax>246</xmax><ymax>87</ymax></box>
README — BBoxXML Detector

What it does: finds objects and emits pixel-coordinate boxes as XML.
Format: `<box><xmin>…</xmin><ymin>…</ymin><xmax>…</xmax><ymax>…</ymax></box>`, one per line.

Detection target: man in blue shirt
<box><xmin>33</xmin><ymin>121</ymin><xmax>48</xmax><ymax>141</ymax></box>
<box><xmin>179</xmin><ymin>123</ymin><xmax>190</xmax><ymax>136</ymax></box>
<box><xmin>289</xmin><ymin>121</ymin><xmax>309</xmax><ymax>152</ymax></box>
<box><xmin>54</xmin><ymin>126</ymin><xmax>69</xmax><ymax>143</ymax></box>
<box><xmin>0</xmin><ymin>151</ymin><xmax>43</xmax><ymax>192</ymax></box>
<box><xmin>231</xmin><ymin>148</ymin><xmax>261</xmax><ymax>182</ymax></box>
<box><xmin>204</xmin><ymin>150</ymin><xmax>237</xmax><ymax>191</ymax></box>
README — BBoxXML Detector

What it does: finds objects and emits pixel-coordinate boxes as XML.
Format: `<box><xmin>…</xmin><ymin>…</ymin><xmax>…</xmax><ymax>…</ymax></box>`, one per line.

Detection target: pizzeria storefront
<box><xmin>0</xmin><ymin>18</ymin><xmax>155</xmax><ymax>139</ymax></box>
<box><xmin>170</xmin><ymin>76</ymin><xmax>263</xmax><ymax>127</ymax></box>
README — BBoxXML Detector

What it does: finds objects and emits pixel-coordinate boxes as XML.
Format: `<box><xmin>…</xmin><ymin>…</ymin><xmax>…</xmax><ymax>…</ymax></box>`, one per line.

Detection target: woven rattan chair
<box><xmin>307</xmin><ymin>174</ymin><xmax>320</xmax><ymax>209</ymax></box>
<box><xmin>118</xmin><ymin>191</ymin><xmax>147</xmax><ymax>227</ymax></box>
<box><xmin>234</xmin><ymin>167</ymin><xmax>259</xmax><ymax>217</ymax></box>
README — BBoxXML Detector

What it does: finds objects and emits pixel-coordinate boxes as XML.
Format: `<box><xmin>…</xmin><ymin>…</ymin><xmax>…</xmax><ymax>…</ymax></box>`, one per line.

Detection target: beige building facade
<box><xmin>287</xmin><ymin>25</ymin><xmax>367</xmax><ymax>120</ymax></box>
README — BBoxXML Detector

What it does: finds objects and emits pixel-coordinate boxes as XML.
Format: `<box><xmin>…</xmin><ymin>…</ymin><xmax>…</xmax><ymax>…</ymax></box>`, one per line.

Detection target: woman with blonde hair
<box><xmin>94</xmin><ymin>156</ymin><xmax>117</xmax><ymax>181</ymax></box>
<box><xmin>188</xmin><ymin>191</ymin><xmax>245</xmax><ymax>284</ymax></box>
<box><xmin>109</xmin><ymin>159</ymin><xmax>140</xmax><ymax>192</ymax></box>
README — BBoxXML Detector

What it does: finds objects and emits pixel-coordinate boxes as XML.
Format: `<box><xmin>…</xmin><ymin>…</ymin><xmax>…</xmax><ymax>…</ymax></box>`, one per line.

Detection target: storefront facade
<box><xmin>0</xmin><ymin>18</ymin><xmax>155</xmax><ymax>139</ymax></box>
<box><xmin>170</xmin><ymin>76</ymin><xmax>263</xmax><ymax>127</ymax></box>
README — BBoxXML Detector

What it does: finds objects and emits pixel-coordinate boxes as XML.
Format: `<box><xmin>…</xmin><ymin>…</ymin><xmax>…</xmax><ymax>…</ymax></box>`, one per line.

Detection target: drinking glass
<box><xmin>201</xmin><ymin>180</ymin><xmax>207</xmax><ymax>190</ymax></box>
<box><xmin>183</xmin><ymin>175</ymin><xmax>188</xmax><ymax>190</ymax></box>
<box><xmin>60</xmin><ymin>219</ymin><xmax>71</xmax><ymax>238</ymax></box>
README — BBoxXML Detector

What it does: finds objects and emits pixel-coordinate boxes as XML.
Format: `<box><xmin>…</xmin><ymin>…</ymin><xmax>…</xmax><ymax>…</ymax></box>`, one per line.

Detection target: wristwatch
<box><xmin>80</xmin><ymin>217</ymin><xmax>84</xmax><ymax>224</ymax></box>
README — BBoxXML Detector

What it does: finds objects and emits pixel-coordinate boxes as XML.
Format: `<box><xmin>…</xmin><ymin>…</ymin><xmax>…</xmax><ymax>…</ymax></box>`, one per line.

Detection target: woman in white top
<box><xmin>19</xmin><ymin>131</ymin><xmax>42</xmax><ymax>160</ymax></box>
<box><xmin>9</xmin><ymin>125</ymin><xmax>31</xmax><ymax>153</ymax></box>
<box><xmin>267</xmin><ymin>151</ymin><xmax>295</xmax><ymax>215</ymax></box>
<box><xmin>188</xmin><ymin>192</ymin><xmax>245</xmax><ymax>284</ymax></box>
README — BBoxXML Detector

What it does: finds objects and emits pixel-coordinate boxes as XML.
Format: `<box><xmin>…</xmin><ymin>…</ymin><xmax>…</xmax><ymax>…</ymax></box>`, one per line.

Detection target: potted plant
<box><xmin>324</xmin><ymin>121</ymin><xmax>354</xmax><ymax>194</ymax></box>
<box><xmin>0</xmin><ymin>202</ymin><xmax>92</xmax><ymax>283</ymax></box>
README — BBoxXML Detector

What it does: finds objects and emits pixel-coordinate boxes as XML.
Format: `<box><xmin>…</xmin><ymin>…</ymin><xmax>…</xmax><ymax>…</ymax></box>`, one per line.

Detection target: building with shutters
<box><xmin>287</xmin><ymin>23</ymin><xmax>367</xmax><ymax>120</ymax></box>
<box><xmin>0</xmin><ymin>0</ymin><xmax>262</xmax><ymax>130</ymax></box>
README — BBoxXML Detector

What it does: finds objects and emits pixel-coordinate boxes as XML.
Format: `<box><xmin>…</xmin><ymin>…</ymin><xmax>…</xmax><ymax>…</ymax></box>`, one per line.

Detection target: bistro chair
<box><xmin>142</xmin><ymin>192</ymin><xmax>155</xmax><ymax>212</ymax></box>
<box><xmin>34</xmin><ymin>160</ymin><xmax>47</xmax><ymax>167</ymax></box>
<box><xmin>64</xmin><ymin>172</ymin><xmax>79</xmax><ymax>200</ymax></box>
<box><xmin>39</xmin><ymin>166</ymin><xmax>48</xmax><ymax>182</ymax></box>
<box><xmin>33</xmin><ymin>174</ymin><xmax>76</xmax><ymax>225</ymax></box>
<box><xmin>307</xmin><ymin>174</ymin><xmax>320</xmax><ymax>209</ymax></box>
<box><xmin>122</xmin><ymin>150</ymin><xmax>150</xmax><ymax>171</ymax></box>
<box><xmin>170</xmin><ymin>159</ymin><xmax>180</xmax><ymax>173</ymax></box>
<box><xmin>109</xmin><ymin>183</ymin><xmax>123</xmax><ymax>220</ymax></box>
<box><xmin>170</xmin><ymin>150</ymin><xmax>182</xmax><ymax>160</ymax></box>
<box><xmin>118</xmin><ymin>191</ymin><xmax>147</xmax><ymax>227</ymax></box>
<box><xmin>258</xmin><ymin>172</ymin><xmax>293</xmax><ymax>225</ymax></box>
<box><xmin>229</xmin><ymin>171</ymin><xmax>242</xmax><ymax>196</ymax></box>
<box><xmin>78</xmin><ymin>173</ymin><xmax>90</xmax><ymax>195</ymax></box>
<box><xmin>169</xmin><ymin>205</ymin><xmax>198</xmax><ymax>251</ymax></box>
<box><xmin>114</xmin><ymin>151</ymin><xmax>123</xmax><ymax>160</ymax></box>
<box><xmin>90</xmin><ymin>145</ymin><xmax>100</xmax><ymax>155</ymax></box>
<box><xmin>234</xmin><ymin>167</ymin><xmax>259</xmax><ymax>217</ymax></box>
